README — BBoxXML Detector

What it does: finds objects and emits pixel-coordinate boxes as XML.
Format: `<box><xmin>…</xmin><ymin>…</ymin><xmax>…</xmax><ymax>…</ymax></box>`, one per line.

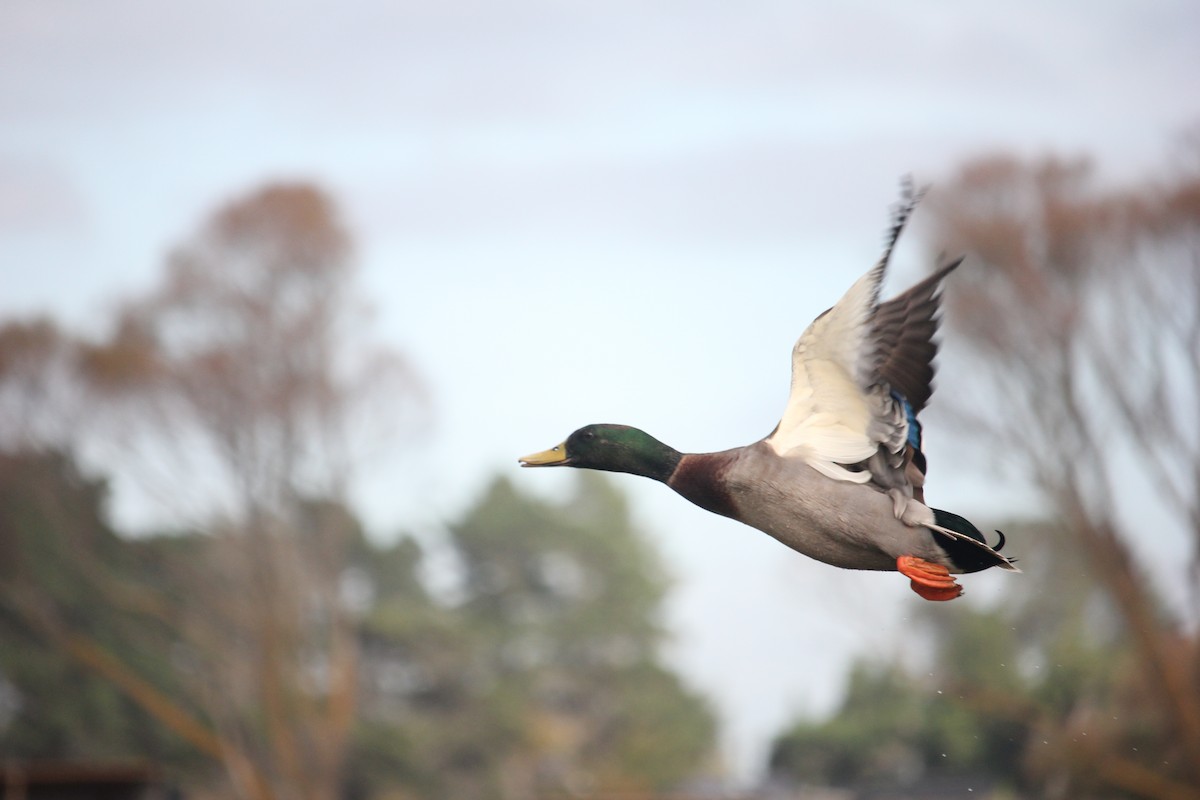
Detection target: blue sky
<box><xmin>3</xmin><ymin>0</ymin><xmax>1199</xmax><ymax>782</ymax></box>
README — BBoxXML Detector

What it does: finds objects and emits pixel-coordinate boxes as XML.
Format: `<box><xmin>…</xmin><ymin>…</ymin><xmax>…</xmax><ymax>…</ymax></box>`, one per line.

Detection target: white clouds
<box><xmin>5</xmin><ymin>1</ymin><xmax>1191</xmax><ymax>135</ymax></box>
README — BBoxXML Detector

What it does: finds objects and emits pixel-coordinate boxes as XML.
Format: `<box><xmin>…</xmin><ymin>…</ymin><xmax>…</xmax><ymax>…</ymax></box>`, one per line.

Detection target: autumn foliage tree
<box><xmin>0</xmin><ymin>184</ymin><xmax>423</xmax><ymax>800</ymax></box>
<box><xmin>768</xmin><ymin>150</ymin><xmax>1200</xmax><ymax>799</ymax></box>
<box><xmin>921</xmin><ymin>150</ymin><xmax>1200</xmax><ymax>797</ymax></box>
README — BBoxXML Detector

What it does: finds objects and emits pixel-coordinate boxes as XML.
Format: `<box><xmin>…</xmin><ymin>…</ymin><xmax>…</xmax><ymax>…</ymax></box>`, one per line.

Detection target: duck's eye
<box><xmin>582</xmin><ymin>430</ymin><xmax>595</xmax><ymax>441</ymax></box>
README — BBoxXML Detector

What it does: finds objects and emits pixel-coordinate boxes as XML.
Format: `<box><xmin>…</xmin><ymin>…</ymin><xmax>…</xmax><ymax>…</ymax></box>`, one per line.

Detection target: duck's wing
<box><xmin>870</xmin><ymin>257</ymin><xmax>961</xmax><ymax>416</ymax></box>
<box><xmin>766</xmin><ymin>184</ymin><xmax>952</xmax><ymax>485</ymax></box>
<box><xmin>867</xmin><ymin>256</ymin><xmax>961</xmax><ymax>500</ymax></box>
<box><xmin>765</xmin><ymin>259</ymin><xmax>887</xmax><ymax>481</ymax></box>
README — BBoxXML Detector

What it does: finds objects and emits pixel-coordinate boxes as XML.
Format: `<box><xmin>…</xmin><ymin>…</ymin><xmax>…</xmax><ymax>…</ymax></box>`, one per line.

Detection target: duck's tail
<box><xmin>928</xmin><ymin>508</ymin><xmax>1019</xmax><ymax>574</ymax></box>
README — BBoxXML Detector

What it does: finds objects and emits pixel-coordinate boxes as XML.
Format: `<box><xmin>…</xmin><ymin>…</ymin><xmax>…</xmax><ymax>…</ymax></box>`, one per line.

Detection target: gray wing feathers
<box><xmin>870</xmin><ymin>257</ymin><xmax>961</xmax><ymax>414</ymax></box>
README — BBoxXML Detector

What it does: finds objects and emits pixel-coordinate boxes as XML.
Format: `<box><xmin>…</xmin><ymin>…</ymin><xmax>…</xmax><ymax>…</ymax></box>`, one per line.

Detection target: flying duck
<box><xmin>519</xmin><ymin>185</ymin><xmax>1016</xmax><ymax>600</ymax></box>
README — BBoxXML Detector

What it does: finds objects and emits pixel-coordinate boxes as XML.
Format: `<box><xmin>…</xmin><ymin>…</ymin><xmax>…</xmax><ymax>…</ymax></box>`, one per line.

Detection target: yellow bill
<box><xmin>518</xmin><ymin>442</ymin><xmax>569</xmax><ymax>467</ymax></box>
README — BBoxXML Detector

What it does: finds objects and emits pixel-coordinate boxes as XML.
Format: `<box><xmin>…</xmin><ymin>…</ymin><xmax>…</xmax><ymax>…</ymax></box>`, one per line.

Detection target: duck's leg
<box><xmin>896</xmin><ymin>555</ymin><xmax>963</xmax><ymax>601</ymax></box>
<box><xmin>887</xmin><ymin>488</ymin><xmax>939</xmax><ymax>528</ymax></box>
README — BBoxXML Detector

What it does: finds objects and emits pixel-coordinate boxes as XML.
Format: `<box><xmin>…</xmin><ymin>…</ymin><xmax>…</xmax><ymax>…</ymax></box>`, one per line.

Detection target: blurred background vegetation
<box><xmin>2</xmin><ymin>145</ymin><xmax>1199</xmax><ymax>800</ymax></box>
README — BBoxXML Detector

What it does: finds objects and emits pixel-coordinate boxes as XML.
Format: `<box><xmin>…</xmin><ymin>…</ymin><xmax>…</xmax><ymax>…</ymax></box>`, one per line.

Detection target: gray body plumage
<box><xmin>675</xmin><ymin>442</ymin><xmax>951</xmax><ymax>572</ymax></box>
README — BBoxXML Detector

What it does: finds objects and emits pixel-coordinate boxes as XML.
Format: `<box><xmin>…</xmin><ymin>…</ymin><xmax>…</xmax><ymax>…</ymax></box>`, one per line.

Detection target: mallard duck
<box><xmin>520</xmin><ymin>185</ymin><xmax>1016</xmax><ymax>601</ymax></box>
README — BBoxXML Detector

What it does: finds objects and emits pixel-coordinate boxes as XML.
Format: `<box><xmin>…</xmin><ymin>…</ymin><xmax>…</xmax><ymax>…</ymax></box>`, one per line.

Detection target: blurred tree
<box><xmin>0</xmin><ymin>455</ymin><xmax>716</xmax><ymax>799</ymax></box>
<box><xmin>0</xmin><ymin>449</ymin><xmax>201</xmax><ymax>770</ymax></box>
<box><xmin>770</xmin><ymin>145</ymin><xmax>1200</xmax><ymax>799</ymax></box>
<box><xmin>921</xmin><ymin>150</ymin><xmax>1200</xmax><ymax>796</ymax></box>
<box><xmin>0</xmin><ymin>182</ymin><xmax>714</xmax><ymax>799</ymax></box>
<box><xmin>769</xmin><ymin>520</ymin><xmax>1171</xmax><ymax>799</ymax></box>
<box><xmin>0</xmin><ymin>318</ymin><xmax>84</xmax><ymax>449</ymax></box>
<box><xmin>351</xmin><ymin>474</ymin><xmax>717</xmax><ymax>799</ymax></box>
<box><xmin>0</xmin><ymin>183</ymin><xmax>424</xmax><ymax>800</ymax></box>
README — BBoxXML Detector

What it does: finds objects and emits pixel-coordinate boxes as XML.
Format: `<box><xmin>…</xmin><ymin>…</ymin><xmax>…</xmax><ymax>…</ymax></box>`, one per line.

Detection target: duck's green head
<box><xmin>519</xmin><ymin>423</ymin><xmax>681</xmax><ymax>482</ymax></box>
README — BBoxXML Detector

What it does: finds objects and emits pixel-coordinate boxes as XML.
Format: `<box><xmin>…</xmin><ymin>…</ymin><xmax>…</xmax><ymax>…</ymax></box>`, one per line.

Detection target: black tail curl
<box><xmin>931</xmin><ymin>508</ymin><xmax>1013</xmax><ymax>574</ymax></box>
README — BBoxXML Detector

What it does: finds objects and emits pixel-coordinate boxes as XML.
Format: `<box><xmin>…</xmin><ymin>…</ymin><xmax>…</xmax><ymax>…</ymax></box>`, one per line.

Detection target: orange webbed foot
<box><xmin>897</xmin><ymin>555</ymin><xmax>963</xmax><ymax>602</ymax></box>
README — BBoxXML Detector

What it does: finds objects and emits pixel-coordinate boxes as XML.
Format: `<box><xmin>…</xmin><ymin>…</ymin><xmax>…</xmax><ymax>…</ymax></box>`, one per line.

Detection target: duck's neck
<box><xmin>593</xmin><ymin>429</ymin><xmax>739</xmax><ymax>518</ymax></box>
<box><xmin>667</xmin><ymin>450</ymin><xmax>740</xmax><ymax>519</ymax></box>
<box><xmin>602</xmin><ymin>433</ymin><xmax>683</xmax><ymax>483</ymax></box>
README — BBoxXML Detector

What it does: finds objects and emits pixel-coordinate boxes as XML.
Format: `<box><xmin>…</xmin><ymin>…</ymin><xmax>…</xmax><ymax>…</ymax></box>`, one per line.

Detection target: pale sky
<box><xmin>3</xmin><ymin>0</ymin><xmax>1199</xmax><ymax>784</ymax></box>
